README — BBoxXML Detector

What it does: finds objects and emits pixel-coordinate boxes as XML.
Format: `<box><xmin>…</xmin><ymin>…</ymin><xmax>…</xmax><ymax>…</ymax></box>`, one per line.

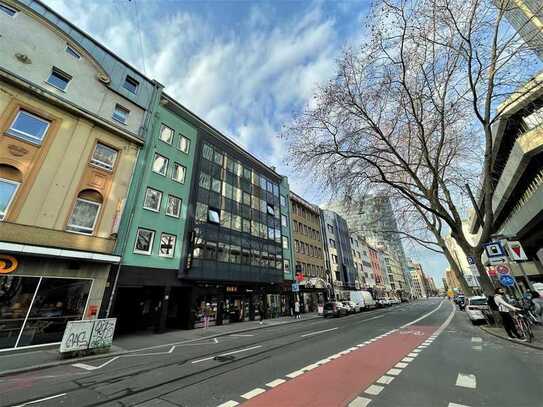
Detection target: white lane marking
<box><xmin>395</xmin><ymin>362</ymin><xmax>409</xmax><ymax>368</ymax></box>
<box><xmin>448</xmin><ymin>403</ymin><xmax>470</xmax><ymax>407</ymax></box>
<box><xmin>12</xmin><ymin>393</ymin><xmax>67</xmax><ymax>407</ymax></box>
<box><xmin>72</xmin><ymin>356</ymin><xmax>120</xmax><ymax>371</ymax></box>
<box><xmin>229</xmin><ymin>334</ymin><xmax>254</xmax><ymax>337</ymax></box>
<box><xmin>364</xmin><ymin>384</ymin><xmax>384</xmax><ymax>395</ymax></box>
<box><xmin>408</xmin><ymin>353</ymin><xmax>418</xmax><ymax>357</ymax></box>
<box><xmin>472</xmin><ymin>345</ymin><xmax>482</xmax><ymax>351</ymax></box>
<box><xmin>402</xmin><ymin>357</ymin><xmax>414</xmax><ymax>362</ymax></box>
<box><xmin>300</xmin><ymin>327</ymin><xmax>338</xmax><ymax>338</ymax></box>
<box><xmin>302</xmin><ymin>363</ymin><xmax>320</xmax><ymax>371</ymax></box>
<box><xmin>241</xmin><ymin>388</ymin><xmax>266</xmax><ymax>399</ymax></box>
<box><xmin>286</xmin><ymin>370</ymin><xmax>305</xmax><ymax>378</ymax></box>
<box><xmin>387</xmin><ymin>368</ymin><xmax>402</xmax><ymax>376</ymax></box>
<box><xmin>471</xmin><ymin>337</ymin><xmax>482</xmax><ymax>343</ymax></box>
<box><xmin>400</xmin><ymin>300</ymin><xmax>443</xmax><ymax>328</ymax></box>
<box><xmin>456</xmin><ymin>373</ymin><xmax>477</xmax><ymax>389</ymax></box>
<box><xmin>217</xmin><ymin>401</ymin><xmax>239</xmax><ymax>407</ymax></box>
<box><xmin>192</xmin><ymin>345</ymin><xmax>262</xmax><ymax>364</ymax></box>
<box><xmin>376</xmin><ymin>375</ymin><xmax>395</xmax><ymax>384</ymax></box>
<box><xmin>214</xmin><ymin>337</ymin><xmax>219</xmax><ymax>343</ymax></box>
<box><xmin>348</xmin><ymin>396</ymin><xmax>372</xmax><ymax>407</ymax></box>
<box><xmin>124</xmin><ymin>346</ymin><xmax>176</xmax><ymax>357</ymax></box>
<box><xmin>266</xmin><ymin>378</ymin><xmax>286</xmax><ymax>388</ymax></box>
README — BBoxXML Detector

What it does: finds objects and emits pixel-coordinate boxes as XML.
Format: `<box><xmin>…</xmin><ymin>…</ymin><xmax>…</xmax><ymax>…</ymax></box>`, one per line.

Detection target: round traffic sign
<box><xmin>496</xmin><ymin>265</ymin><xmax>510</xmax><ymax>275</ymax></box>
<box><xmin>499</xmin><ymin>274</ymin><xmax>515</xmax><ymax>287</ymax></box>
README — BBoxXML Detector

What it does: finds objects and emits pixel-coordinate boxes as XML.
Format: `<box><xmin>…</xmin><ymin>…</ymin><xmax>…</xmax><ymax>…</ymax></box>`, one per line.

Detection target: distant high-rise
<box><xmin>325</xmin><ymin>196</ymin><xmax>413</xmax><ymax>294</ymax></box>
<box><xmin>498</xmin><ymin>0</ymin><xmax>543</xmax><ymax>60</ymax></box>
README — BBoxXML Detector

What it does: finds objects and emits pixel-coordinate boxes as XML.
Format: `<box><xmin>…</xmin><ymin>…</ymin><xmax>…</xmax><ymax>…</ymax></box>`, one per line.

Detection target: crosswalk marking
<box><xmin>376</xmin><ymin>375</ymin><xmax>395</xmax><ymax>384</ymax></box>
<box><xmin>348</xmin><ymin>396</ymin><xmax>372</xmax><ymax>407</ymax></box>
<box><xmin>241</xmin><ymin>388</ymin><xmax>266</xmax><ymax>399</ymax></box>
<box><xmin>217</xmin><ymin>401</ymin><xmax>239</xmax><ymax>407</ymax></box>
<box><xmin>266</xmin><ymin>379</ymin><xmax>286</xmax><ymax>388</ymax></box>
<box><xmin>364</xmin><ymin>384</ymin><xmax>384</xmax><ymax>395</ymax></box>
<box><xmin>456</xmin><ymin>373</ymin><xmax>477</xmax><ymax>389</ymax></box>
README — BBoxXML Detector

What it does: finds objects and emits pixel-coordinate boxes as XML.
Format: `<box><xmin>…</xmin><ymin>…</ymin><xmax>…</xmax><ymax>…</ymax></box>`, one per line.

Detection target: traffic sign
<box><xmin>483</xmin><ymin>242</ymin><xmax>506</xmax><ymax>258</ymax></box>
<box><xmin>499</xmin><ymin>274</ymin><xmax>515</xmax><ymax>287</ymax></box>
<box><xmin>488</xmin><ymin>256</ymin><xmax>508</xmax><ymax>266</ymax></box>
<box><xmin>469</xmin><ymin>263</ymin><xmax>480</xmax><ymax>277</ymax></box>
<box><xmin>291</xmin><ymin>283</ymin><xmax>300</xmax><ymax>292</ymax></box>
<box><xmin>496</xmin><ymin>264</ymin><xmax>511</xmax><ymax>275</ymax></box>
<box><xmin>467</xmin><ymin>256</ymin><xmax>475</xmax><ymax>265</ymax></box>
<box><xmin>487</xmin><ymin>266</ymin><xmax>497</xmax><ymax>277</ymax></box>
<box><xmin>504</xmin><ymin>241</ymin><xmax>528</xmax><ymax>261</ymax></box>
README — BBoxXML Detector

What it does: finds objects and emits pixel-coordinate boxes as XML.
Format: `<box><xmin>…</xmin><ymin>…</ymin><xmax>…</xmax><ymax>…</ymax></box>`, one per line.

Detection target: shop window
<box><xmin>159</xmin><ymin>124</ymin><xmax>174</xmax><ymax>144</ymax></box>
<box><xmin>7</xmin><ymin>110</ymin><xmax>50</xmax><ymax>145</ymax></box>
<box><xmin>90</xmin><ymin>143</ymin><xmax>118</xmax><ymax>171</ymax></box>
<box><xmin>66</xmin><ymin>189</ymin><xmax>102</xmax><ymax>234</ymax></box>
<box><xmin>178</xmin><ymin>135</ymin><xmax>190</xmax><ymax>153</ymax></box>
<box><xmin>152</xmin><ymin>153</ymin><xmax>169</xmax><ymax>176</ymax></box>
<box><xmin>134</xmin><ymin>228</ymin><xmax>155</xmax><ymax>254</ymax></box>
<box><xmin>166</xmin><ymin>195</ymin><xmax>181</xmax><ymax>218</ymax></box>
<box><xmin>17</xmin><ymin>277</ymin><xmax>91</xmax><ymax>348</ymax></box>
<box><xmin>47</xmin><ymin>67</ymin><xmax>72</xmax><ymax>91</ymax></box>
<box><xmin>159</xmin><ymin>233</ymin><xmax>176</xmax><ymax>257</ymax></box>
<box><xmin>143</xmin><ymin>187</ymin><xmax>162</xmax><ymax>212</ymax></box>
<box><xmin>112</xmin><ymin>104</ymin><xmax>129</xmax><ymax>124</ymax></box>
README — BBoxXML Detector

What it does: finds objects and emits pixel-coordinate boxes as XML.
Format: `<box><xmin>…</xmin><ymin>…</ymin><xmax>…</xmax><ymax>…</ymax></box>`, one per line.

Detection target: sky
<box><xmin>42</xmin><ymin>0</ymin><xmax>448</xmax><ymax>286</ymax></box>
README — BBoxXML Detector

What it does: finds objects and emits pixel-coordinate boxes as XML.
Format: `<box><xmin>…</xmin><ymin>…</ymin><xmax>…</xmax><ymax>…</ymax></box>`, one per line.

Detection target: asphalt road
<box><xmin>0</xmin><ymin>299</ymin><xmax>541</xmax><ymax>407</ymax></box>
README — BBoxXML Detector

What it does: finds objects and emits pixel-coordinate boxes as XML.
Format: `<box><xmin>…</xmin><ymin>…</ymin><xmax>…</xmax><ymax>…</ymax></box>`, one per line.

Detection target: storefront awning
<box><xmin>0</xmin><ymin>241</ymin><xmax>121</xmax><ymax>263</ymax></box>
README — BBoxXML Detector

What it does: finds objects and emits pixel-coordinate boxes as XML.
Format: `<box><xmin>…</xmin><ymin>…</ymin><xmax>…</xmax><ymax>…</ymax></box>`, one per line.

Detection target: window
<box><xmin>243</xmin><ymin>167</ymin><xmax>252</xmax><ymax>180</ymax></box>
<box><xmin>284</xmin><ymin>259</ymin><xmax>290</xmax><ymax>274</ymax></box>
<box><xmin>7</xmin><ymin>110</ymin><xmax>50</xmax><ymax>145</ymax></box>
<box><xmin>66</xmin><ymin>197</ymin><xmax>101</xmax><ymax>235</ymax></box>
<box><xmin>202</xmin><ymin>144</ymin><xmax>213</xmax><ymax>161</ymax></box>
<box><xmin>332</xmin><ymin>254</ymin><xmax>338</xmax><ymax>264</ymax></box>
<box><xmin>123</xmin><ymin>75</ymin><xmax>139</xmax><ymax>94</ymax></box>
<box><xmin>213</xmin><ymin>151</ymin><xmax>224</xmax><ymax>166</ymax></box>
<box><xmin>152</xmin><ymin>153</ymin><xmax>169</xmax><ymax>176</ymax></box>
<box><xmin>242</xmin><ymin>218</ymin><xmax>251</xmax><ymax>234</ymax></box>
<box><xmin>266</xmin><ymin>203</ymin><xmax>275</xmax><ymax>216</ymax></box>
<box><xmin>282</xmin><ymin>236</ymin><xmax>289</xmax><ymax>250</ymax></box>
<box><xmin>0</xmin><ymin>2</ymin><xmax>17</xmax><ymax>16</ymax></box>
<box><xmin>329</xmin><ymin>238</ymin><xmax>336</xmax><ymax>248</ymax></box>
<box><xmin>199</xmin><ymin>173</ymin><xmax>211</xmax><ymax>189</ymax></box>
<box><xmin>112</xmin><ymin>104</ymin><xmax>129</xmax><ymax>124</ymax></box>
<box><xmin>90</xmin><ymin>143</ymin><xmax>118</xmax><ymax>171</ymax></box>
<box><xmin>195</xmin><ymin>202</ymin><xmax>208</xmax><ymax>222</ymax></box>
<box><xmin>172</xmin><ymin>163</ymin><xmax>186</xmax><ymax>183</ymax></box>
<box><xmin>166</xmin><ymin>195</ymin><xmax>181</xmax><ymax>218</ymax></box>
<box><xmin>280</xmin><ymin>195</ymin><xmax>287</xmax><ymax>207</ymax></box>
<box><xmin>208</xmin><ymin>208</ymin><xmax>220</xmax><ymax>224</ymax></box>
<box><xmin>47</xmin><ymin>67</ymin><xmax>71</xmax><ymax>91</ymax></box>
<box><xmin>159</xmin><ymin>124</ymin><xmax>174</xmax><ymax>144</ymax></box>
<box><xmin>211</xmin><ymin>177</ymin><xmax>222</xmax><ymax>193</ymax></box>
<box><xmin>243</xmin><ymin>192</ymin><xmax>251</xmax><ymax>207</ymax></box>
<box><xmin>159</xmin><ymin>233</ymin><xmax>176</xmax><ymax>257</ymax></box>
<box><xmin>523</xmin><ymin>106</ymin><xmax>543</xmax><ymax>131</ymax></box>
<box><xmin>65</xmin><ymin>44</ymin><xmax>81</xmax><ymax>59</ymax></box>
<box><xmin>134</xmin><ymin>228</ymin><xmax>154</xmax><ymax>255</ymax></box>
<box><xmin>143</xmin><ymin>187</ymin><xmax>162</xmax><ymax>212</ymax></box>
<box><xmin>0</xmin><ymin>178</ymin><xmax>19</xmax><ymax>220</ymax></box>
<box><xmin>327</xmin><ymin>224</ymin><xmax>334</xmax><ymax>233</ymax></box>
<box><xmin>281</xmin><ymin>214</ymin><xmax>288</xmax><ymax>228</ymax></box>
<box><xmin>179</xmin><ymin>135</ymin><xmax>190</xmax><ymax>153</ymax></box>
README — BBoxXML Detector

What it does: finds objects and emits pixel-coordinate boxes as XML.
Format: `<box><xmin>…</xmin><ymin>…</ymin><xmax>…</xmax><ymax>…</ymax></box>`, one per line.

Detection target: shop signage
<box><xmin>226</xmin><ymin>286</ymin><xmax>238</xmax><ymax>293</ymax></box>
<box><xmin>0</xmin><ymin>255</ymin><xmax>18</xmax><ymax>274</ymax></box>
<box><xmin>504</xmin><ymin>240</ymin><xmax>528</xmax><ymax>261</ymax></box>
<box><xmin>60</xmin><ymin>318</ymin><xmax>116</xmax><ymax>353</ymax></box>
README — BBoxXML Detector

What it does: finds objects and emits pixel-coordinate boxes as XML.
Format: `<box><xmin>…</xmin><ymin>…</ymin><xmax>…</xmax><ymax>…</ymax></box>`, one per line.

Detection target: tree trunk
<box><xmin>441</xmin><ymin>244</ymin><xmax>474</xmax><ymax>296</ymax></box>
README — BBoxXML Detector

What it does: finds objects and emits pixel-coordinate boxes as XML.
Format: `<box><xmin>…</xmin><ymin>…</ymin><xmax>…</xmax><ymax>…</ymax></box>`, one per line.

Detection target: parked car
<box><xmin>323</xmin><ymin>302</ymin><xmax>348</xmax><ymax>317</ymax></box>
<box><xmin>465</xmin><ymin>296</ymin><xmax>489</xmax><ymax>324</ymax></box>
<box><xmin>343</xmin><ymin>301</ymin><xmax>361</xmax><ymax>313</ymax></box>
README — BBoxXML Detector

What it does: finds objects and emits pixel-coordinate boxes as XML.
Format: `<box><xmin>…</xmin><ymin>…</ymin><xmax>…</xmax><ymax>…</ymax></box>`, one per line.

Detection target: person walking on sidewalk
<box><xmin>294</xmin><ymin>300</ymin><xmax>300</xmax><ymax>319</ymax></box>
<box><xmin>494</xmin><ymin>288</ymin><xmax>525</xmax><ymax>341</ymax></box>
<box><xmin>203</xmin><ymin>303</ymin><xmax>211</xmax><ymax>329</ymax></box>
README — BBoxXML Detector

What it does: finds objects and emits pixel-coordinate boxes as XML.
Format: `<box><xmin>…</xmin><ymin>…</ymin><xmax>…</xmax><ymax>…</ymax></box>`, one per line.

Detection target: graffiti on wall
<box><xmin>60</xmin><ymin>318</ymin><xmax>116</xmax><ymax>353</ymax></box>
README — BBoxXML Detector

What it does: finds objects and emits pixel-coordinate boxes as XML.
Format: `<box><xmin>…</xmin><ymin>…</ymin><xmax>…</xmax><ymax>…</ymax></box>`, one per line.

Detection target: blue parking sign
<box><xmin>291</xmin><ymin>283</ymin><xmax>299</xmax><ymax>292</ymax></box>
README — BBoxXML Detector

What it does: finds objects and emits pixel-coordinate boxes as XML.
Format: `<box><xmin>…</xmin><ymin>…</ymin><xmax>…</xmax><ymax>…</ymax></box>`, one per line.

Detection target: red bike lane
<box><xmin>243</xmin><ymin>325</ymin><xmax>436</xmax><ymax>407</ymax></box>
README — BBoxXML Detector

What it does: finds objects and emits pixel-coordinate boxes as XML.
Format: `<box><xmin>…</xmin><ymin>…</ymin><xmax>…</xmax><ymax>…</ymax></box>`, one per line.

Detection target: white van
<box><xmin>349</xmin><ymin>290</ymin><xmax>376</xmax><ymax>310</ymax></box>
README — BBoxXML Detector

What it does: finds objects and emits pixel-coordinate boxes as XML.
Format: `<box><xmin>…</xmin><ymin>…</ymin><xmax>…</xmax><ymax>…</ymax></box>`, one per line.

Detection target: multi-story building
<box><xmin>0</xmin><ymin>0</ymin><xmax>156</xmax><ymax>349</ymax></box>
<box><xmin>496</xmin><ymin>0</ymin><xmax>543</xmax><ymax>61</ymax></box>
<box><xmin>358</xmin><ymin>238</ymin><xmax>376</xmax><ymax>289</ymax></box>
<box><xmin>110</xmin><ymin>93</ymin><xmax>201</xmax><ymax>333</ymax></box>
<box><xmin>445</xmin><ymin>268</ymin><xmax>462</xmax><ymax>291</ymax></box>
<box><xmin>290</xmin><ymin>192</ymin><xmax>327</xmax><ymax>311</ymax></box>
<box><xmin>325</xmin><ymin>196</ymin><xmax>413</xmax><ymax>295</ymax></box>
<box><xmin>382</xmin><ymin>250</ymin><xmax>407</xmax><ymax>298</ymax></box>
<box><xmin>409</xmin><ymin>261</ymin><xmax>429</xmax><ymax>298</ymax></box>
<box><xmin>321</xmin><ymin>210</ymin><xmax>356</xmax><ymax>300</ymax></box>
<box><xmin>350</xmin><ymin>234</ymin><xmax>368</xmax><ymax>290</ymax></box>
<box><xmin>368</xmin><ymin>246</ymin><xmax>386</xmax><ymax>298</ymax></box>
<box><xmin>180</xmin><ymin>131</ymin><xmax>295</xmax><ymax>327</ymax></box>
<box><xmin>469</xmin><ymin>72</ymin><xmax>543</xmax><ymax>287</ymax></box>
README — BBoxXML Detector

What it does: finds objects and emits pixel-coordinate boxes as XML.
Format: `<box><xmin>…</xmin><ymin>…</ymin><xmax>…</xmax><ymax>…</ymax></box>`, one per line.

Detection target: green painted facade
<box><xmin>280</xmin><ymin>176</ymin><xmax>295</xmax><ymax>281</ymax></box>
<box><xmin>115</xmin><ymin>94</ymin><xmax>198</xmax><ymax>269</ymax></box>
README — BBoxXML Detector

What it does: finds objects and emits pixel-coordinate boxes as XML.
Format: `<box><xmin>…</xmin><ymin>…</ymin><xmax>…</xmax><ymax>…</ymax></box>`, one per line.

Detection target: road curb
<box><xmin>480</xmin><ymin>325</ymin><xmax>543</xmax><ymax>351</ymax></box>
<box><xmin>0</xmin><ymin>315</ymin><xmax>320</xmax><ymax>378</ymax></box>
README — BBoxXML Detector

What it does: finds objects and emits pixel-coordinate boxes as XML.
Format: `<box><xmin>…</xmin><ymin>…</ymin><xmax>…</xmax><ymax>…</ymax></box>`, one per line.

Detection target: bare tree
<box><xmin>284</xmin><ymin>0</ymin><xmax>542</xmax><ymax>294</ymax></box>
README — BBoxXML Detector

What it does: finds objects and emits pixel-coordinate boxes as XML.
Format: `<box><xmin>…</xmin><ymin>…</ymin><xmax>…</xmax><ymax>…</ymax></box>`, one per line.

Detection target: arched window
<box><xmin>0</xmin><ymin>164</ymin><xmax>23</xmax><ymax>220</ymax></box>
<box><xmin>66</xmin><ymin>189</ymin><xmax>103</xmax><ymax>235</ymax></box>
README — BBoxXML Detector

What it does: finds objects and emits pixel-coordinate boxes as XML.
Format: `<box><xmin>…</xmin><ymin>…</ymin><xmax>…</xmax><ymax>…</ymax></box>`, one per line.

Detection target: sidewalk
<box><xmin>0</xmin><ymin>313</ymin><xmax>319</xmax><ymax>377</ymax></box>
<box><xmin>480</xmin><ymin>324</ymin><xmax>543</xmax><ymax>351</ymax></box>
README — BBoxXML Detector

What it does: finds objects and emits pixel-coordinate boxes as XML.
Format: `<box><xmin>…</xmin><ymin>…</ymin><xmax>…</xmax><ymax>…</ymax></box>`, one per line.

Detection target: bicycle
<box><xmin>512</xmin><ymin>310</ymin><xmax>535</xmax><ymax>343</ymax></box>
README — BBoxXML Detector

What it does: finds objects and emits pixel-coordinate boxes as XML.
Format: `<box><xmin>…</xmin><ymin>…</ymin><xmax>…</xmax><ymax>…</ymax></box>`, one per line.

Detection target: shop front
<box><xmin>298</xmin><ymin>278</ymin><xmax>328</xmax><ymax>313</ymax></box>
<box><xmin>0</xmin><ymin>252</ymin><xmax>115</xmax><ymax>350</ymax></box>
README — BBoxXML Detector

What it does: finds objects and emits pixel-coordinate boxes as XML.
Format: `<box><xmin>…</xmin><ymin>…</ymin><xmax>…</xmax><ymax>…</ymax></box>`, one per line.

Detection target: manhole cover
<box><xmin>214</xmin><ymin>355</ymin><xmax>235</xmax><ymax>362</ymax></box>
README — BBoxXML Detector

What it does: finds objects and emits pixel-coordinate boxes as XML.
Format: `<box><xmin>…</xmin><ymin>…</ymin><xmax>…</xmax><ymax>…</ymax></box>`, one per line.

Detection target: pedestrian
<box><xmin>494</xmin><ymin>287</ymin><xmax>525</xmax><ymax>341</ymax></box>
<box><xmin>258</xmin><ymin>302</ymin><xmax>265</xmax><ymax>325</ymax></box>
<box><xmin>203</xmin><ymin>303</ymin><xmax>211</xmax><ymax>329</ymax></box>
<box><xmin>294</xmin><ymin>300</ymin><xmax>300</xmax><ymax>319</ymax></box>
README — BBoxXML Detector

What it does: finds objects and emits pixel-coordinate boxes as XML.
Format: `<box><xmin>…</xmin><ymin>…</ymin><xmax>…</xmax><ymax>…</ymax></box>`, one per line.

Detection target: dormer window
<box><xmin>0</xmin><ymin>2</ymin><xmax>17</xmax><ymax>16</ymax></box>
<box><xmin>47</xmin><ymin>67</ymin><xmax>71</xmax><ymax>91</ymax></box>
<box><xmin>123</xmin><ymin>75</ymin><xmax>139</xmax><ymax>94</ymax></box>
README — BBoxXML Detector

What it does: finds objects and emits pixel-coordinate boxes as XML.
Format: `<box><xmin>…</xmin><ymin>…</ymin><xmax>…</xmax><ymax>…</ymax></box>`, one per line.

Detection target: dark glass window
<box><xmin>47</xmin><ymin>67</ymin><xmax>71</xmax><ymax>91</ymax></box>
<box><xmin>123</xmin><ymin>75</ymin><xmax>139</xmax><ymax>94</ymax></box>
